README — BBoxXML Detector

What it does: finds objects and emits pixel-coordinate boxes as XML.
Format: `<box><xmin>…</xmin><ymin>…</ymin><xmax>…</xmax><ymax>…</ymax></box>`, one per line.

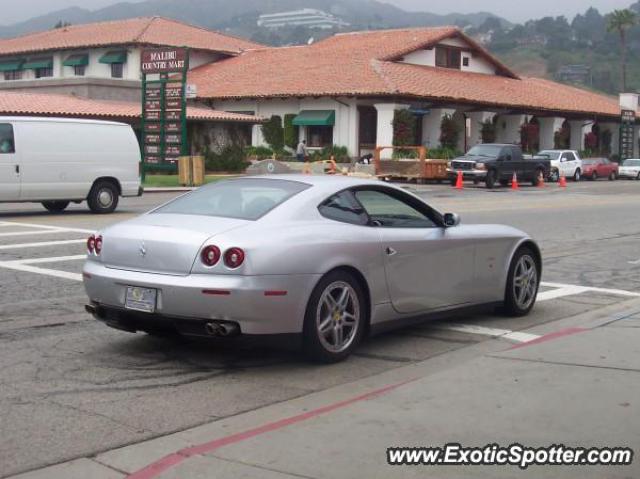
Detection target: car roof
<box><xmin>242</xmin><ymin>174</ymin><xmax>383</xmax><ymax>188</ymax></box>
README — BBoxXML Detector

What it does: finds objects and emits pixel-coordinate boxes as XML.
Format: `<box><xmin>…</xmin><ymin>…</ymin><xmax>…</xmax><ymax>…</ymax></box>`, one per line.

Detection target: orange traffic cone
<box><xmin>454</xmin><ymin>170</ymin><xmax>464</xmax><ymax>189</ymax></box>
<box><xmin>558</xmin><ymin>174</ymin><xmax>567</xmax><ymax>188</ymax></box>
<box><xmin>537</xmin><ymin>171</ymin><xmax>545</xmax><ymax>188</ymax></box>
<box><xmin>511</xmin><ymin>172</ymin><xmax>519</xmax><ymax>190</ymax></box>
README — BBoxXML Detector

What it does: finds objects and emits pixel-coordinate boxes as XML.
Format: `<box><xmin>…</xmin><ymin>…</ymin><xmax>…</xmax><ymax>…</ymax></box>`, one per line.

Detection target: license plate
<box><xmin>125</xmin><ymin>286</ymin><xmax>157</xmax><ymax>313</ymax></box>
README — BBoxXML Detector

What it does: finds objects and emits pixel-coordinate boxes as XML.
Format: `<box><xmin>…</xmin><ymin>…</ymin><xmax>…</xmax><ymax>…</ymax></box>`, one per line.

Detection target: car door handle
<box><xmin>14</xmin><ymin>164</ymin><xmax>19</xmax><ymax>175</ymax></box>
<box><xmin>385</xmin><ymin>247</ymin><xmax>397</xmax><ymax>256</ymax></box>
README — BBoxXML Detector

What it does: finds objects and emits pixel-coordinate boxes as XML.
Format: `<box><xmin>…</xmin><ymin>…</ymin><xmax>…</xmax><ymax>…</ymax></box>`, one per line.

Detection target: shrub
<box><xmin>440</xmin><ymin>114</ymin><xmax>460</xmax><ymax>149</ymax></box>
<box><xmin>426</xmin><ymin>147</ymin><xmax>461</xmax><ymax>159</ymax></box>
<box><xmin>393</xmin><ymin>109</ymin><xmax>418</xmax><ymax>158</ymax></box>
<box><xmin>600</xmin><ymin>129</ymin><xmax>612</xmax><ymax>155</ymax></box>
<box><xmin>584</xmin><ymin>131</ymin><xmax>598</xmax><ymax>151</ymax></box>
<box><xmin>310</xmin><ymin>145</ymin><xmax>350</xmax><ymax>163</ymax></box>
<box><xmin>204</xmin><ymin>145</ymin><xmax>250</xmax><ymax>173</ymax></box>
<box><xmin>520</xmin><ymin>121</ymin><xmax>539</xmax><ymax>153</ymax></box>
<box><xmin>283</xmin><ymin>114</ymin><xmax>298</xmax><ymax>150</ymax></box>
<box><xmin>480</xmin><ymin>118</ymin><xmax>497</xmax><ymax>143</ymax></box>
<box><xmin>554</xmin><ymin>124</ymin><xmax>570</xmax><ymax>149</ymax></box>
<box><xmin>261</xmin><ymin>115</ymin><xmax>284</xmax><ymax>152</ymax></box>
<box><xmin>391</xmin><ymin>149</ymin><xmax>419</xmax><ymax>159</ymax></box>
<box><xmin>245</xmin><ymin>145</ymin><xmax>274</xmax><ymax>160</ymax></box>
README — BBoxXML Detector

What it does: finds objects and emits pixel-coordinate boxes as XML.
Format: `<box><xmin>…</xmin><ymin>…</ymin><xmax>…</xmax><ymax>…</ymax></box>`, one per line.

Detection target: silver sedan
<box><xmin>83</xmin><ymin>175</ymin><xmax>541</xmax><ymax>362</ymax></box>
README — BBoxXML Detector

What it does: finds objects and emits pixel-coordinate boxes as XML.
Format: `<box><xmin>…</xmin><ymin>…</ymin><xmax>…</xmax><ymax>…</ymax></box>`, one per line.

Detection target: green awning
<box><xmin>63</xmin><ymin>54</ymin><xmax>89</xmax><ymax>67</ymax></box>
<box><xmin>292</xmin><ymin>110</ymin><xmax>335</xmax><ymax>126</ymax></box>
<box><xmin>23</xmin><ymin>58</ymin><xmax>53</xmax><ymax>69</ymax></box>
<box><xmin>0</xmin><ymin>59</ymin><xmax>24</xmax><ymax>71</ymax></box>
<box><xmin>99</xmin><ymin>50</ymin><xmax>127</xmax><ymax>64</ymax></box>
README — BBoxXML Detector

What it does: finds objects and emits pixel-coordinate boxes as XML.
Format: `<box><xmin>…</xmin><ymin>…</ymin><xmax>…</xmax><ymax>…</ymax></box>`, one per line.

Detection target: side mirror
<box><xmin>443</xmin><ymin>213</ymin><xmax>461</xmax><ymax>227</ymax></box>
<box><xmin>505</xmin><ymin>154</ymin><xmax>512</xmax><ymax>161</ymax></box>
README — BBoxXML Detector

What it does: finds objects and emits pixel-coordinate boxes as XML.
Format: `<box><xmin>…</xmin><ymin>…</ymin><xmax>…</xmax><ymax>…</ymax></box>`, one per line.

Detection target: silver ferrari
<box><xmin>83</xmin><ymin>175</ymin><xmax>541</xmax><ymax>362</ymax></box>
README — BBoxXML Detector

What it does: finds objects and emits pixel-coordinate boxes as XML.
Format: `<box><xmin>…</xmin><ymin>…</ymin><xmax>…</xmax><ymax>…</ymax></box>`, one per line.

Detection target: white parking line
<box><xmin>15</xmin><ymin>255</ymin><xmax>86</xmax><ymax>265</ymax></box>
<box><xmin>0</xmin><ymin>262</ymin><xmax>82</xmax><ymax>282</ymax></box>
<box><xmin>0</xmin><ymin>229</ymin><xmax>86</xmax><ymax>238</ymax></box>
<box><xmin>0</xmin><ymin>255</ymin><xmax>85</xmax><ymax>281</ymax></box>
<box><xmin>537</xmin><ymin>285</ymin><xmax>589</xmax><ymax>302</ymax></box>
<box><xmin>0</xmin><ymin>221</ymin><xmax>93</xmax><ymax>234</ymax></box>
<box><xmin>431</xmin><ymin>323</ymin><xmax>540</xmax><ymax>343</ymax></box>
<box><xmin>0</xmin><ymin>239</ymin><xmax>86</xmax><ymax>250</ymax></box>
<box><xmin>540</xmin><ymin>281</ymin><xmax>640</xmax><ymax>298</ymax></box>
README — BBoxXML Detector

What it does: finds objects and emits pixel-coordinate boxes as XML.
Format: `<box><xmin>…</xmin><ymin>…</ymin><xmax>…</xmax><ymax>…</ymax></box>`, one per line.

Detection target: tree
<box><xmin>53</xmin><ymin>20</ymin><xmax>71</xmax><ymax>29</ymax></box>
<box><xmin>607</xmin><ymin>9</ymin><xmax>637</xmax><ymax>92</ymax></box>
<box><xmin>261</xmin><ymin>115</ymin><xmax>284</xmax><ymax>152</ymax></box>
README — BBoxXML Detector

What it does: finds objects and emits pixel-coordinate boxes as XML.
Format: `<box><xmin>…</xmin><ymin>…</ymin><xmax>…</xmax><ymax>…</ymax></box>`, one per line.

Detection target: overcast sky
<box><xmin>2</xmin><ymin>0</ymin><xmax>635</xmax><ymax>25</ymax></box>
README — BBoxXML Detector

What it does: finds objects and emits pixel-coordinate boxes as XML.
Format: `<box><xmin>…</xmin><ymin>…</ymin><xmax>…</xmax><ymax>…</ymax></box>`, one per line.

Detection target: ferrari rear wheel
<box><xmin>504</xmin><ymin>247</ymin><xmax>539</xmax><ymax>317</ymax></box>
<box><xmin>303</xmin><ymin>271</ymin><xmax>365</xmax><ymax>363</ymax></box>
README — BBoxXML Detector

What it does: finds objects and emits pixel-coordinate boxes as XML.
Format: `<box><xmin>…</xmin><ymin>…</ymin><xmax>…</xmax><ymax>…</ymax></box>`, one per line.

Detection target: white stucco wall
<box><xmin>400</xmin><ymin>38</ymin><xmax>497</xmax><ymax>75</ymax></box>
<box><xmin>213</xmin><ymin>97</ymin><xmax>360</xmax><ymax>155</ymax></box>
<box><xmin>0</xmin><ymin>47</ymin><xmax>218</xmax><ymax>84</ymax></box>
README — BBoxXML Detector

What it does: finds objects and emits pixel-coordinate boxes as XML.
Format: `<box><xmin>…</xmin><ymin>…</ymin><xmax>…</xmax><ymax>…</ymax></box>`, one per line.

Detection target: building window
<box><xmin>307</xmin><ymin>126</ymin><xmax>333</xmax><ymax>148</ymax></box>
<box><xmin>73</xmin><ymin>65</ymin><xmax>86</xmax><ymax>76</ymax></box>
<box><xmin>462</xmin><ymin>57</ymin><xmax>470</xmax><ymax>67</ymax></box>
<box><xmin>111</xmin><ymin>63</ymin><xmax>124</xmax><ymax>78</ymax></box>
<box><xmin>435</xmin><ymin>46</ymin><xmax>461</xmax><ymax>70</ymax></box>
<box><xmin>35</xmin><ymin>67</ymin><xmax>53</xmax><ymax>78</ymax></box>
<box><xmin>3</xmin><ymin>70</ymin><xmax>22</xmax><ymax>81</ymax></box>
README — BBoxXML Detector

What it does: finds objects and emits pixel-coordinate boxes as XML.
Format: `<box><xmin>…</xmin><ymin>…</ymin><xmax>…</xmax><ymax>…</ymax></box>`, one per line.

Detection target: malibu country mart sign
<box><xmin>140</xmin><ymin>47</ymin><xmax>189</xmax><ymax>175</ymax></box>
<box><xmin>141</xmin><ymin>48</ymin><xmax>188</xmax><ymax>74</ymax></box>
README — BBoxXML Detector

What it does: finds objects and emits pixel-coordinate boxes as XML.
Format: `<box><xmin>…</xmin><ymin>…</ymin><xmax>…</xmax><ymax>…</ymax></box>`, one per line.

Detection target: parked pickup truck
<box><xmin>447</xmin><ymin>144</ymin><xmax>551</xmax><ymax>189</ymax></box>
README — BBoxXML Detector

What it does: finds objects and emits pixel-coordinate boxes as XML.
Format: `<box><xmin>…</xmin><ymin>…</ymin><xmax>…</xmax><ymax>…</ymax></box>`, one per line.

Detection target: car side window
<box><xmin>0</xmin><ymin>124</ymin><xmax>15</xmax><ymax>154</ymax></box>
<box><xmin>354</xmin><ymin>189</ymin><xmax>438</xmax><ymax>229</ymax></box>
<box><xmin>318</xmin><ymin>190</ymin><xmax>368</xmax><ymax>226</ymax></box>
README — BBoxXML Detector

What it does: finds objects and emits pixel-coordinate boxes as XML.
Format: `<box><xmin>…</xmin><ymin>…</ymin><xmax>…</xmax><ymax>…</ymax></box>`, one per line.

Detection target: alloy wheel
<box><xmin>512</xmin><ymin>255</ymin><xmax>538</xmax><ymax>310</ymax></box>
<box><xmin>316</xmin><ymin>281</ymin><xmax>360</xmax><ymax>353</ymax></box>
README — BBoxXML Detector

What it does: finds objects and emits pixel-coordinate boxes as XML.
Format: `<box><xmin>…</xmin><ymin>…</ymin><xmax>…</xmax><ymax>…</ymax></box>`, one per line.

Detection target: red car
<box><xmin>582</xmin><ymin>158</ymin><xmax>619</xmax><ymax>181</ymax></box>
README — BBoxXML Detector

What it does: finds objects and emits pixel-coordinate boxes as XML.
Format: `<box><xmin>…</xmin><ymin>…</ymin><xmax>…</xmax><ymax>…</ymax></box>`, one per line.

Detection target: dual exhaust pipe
<box><xmin>205</xmin><ymin>321</ymin><xmax>240</xmax><ymax>338</ymax></box>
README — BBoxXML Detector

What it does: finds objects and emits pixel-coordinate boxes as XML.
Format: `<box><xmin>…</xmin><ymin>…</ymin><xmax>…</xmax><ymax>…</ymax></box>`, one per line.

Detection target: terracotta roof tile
<box><xmin>0</xmin><ymin>17</ymin><xmax>262</xmax><ymax>57</ymax></box>
<box><xmin>189</xmin><ymin>26</ymin><xmax>624</xmax><ymax>119</ymax></box>
<box><xmin>0</xmin><ymin>91</ymin><xmax>262</xmax><ymax>122</ymax></box>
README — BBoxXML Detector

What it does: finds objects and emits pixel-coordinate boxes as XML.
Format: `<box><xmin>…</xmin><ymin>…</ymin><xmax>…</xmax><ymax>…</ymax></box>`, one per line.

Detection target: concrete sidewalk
<box><xmin>10</xmin><ymin>300</ymin><xmax>640</xmax><ymax>479</ymax></box>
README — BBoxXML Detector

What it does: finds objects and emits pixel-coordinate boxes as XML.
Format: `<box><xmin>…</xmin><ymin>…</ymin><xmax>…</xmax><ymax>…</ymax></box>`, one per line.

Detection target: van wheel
<box><xmin>88</xmin><ymin>181</ymin><xmax>119</xmax><ymax>214</ymax></box>
<box><xmin>42</xmin><ymin>201</ymin><xmax>69</xmax><ymax>213</ymax></box>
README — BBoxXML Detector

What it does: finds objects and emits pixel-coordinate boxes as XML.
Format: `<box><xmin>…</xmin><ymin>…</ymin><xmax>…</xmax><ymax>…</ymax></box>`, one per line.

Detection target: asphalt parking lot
<box><xmin>1</xmin><ymin>179</ymin><xmax>640</xmax><ymax>478</ymax></box>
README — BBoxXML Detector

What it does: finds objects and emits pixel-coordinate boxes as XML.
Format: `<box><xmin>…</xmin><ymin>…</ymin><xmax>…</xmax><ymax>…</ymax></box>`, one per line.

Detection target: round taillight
<box><xmin>224</xmin><ymin>247</ymin><xmax>245</xmax><ymax>269</ymax></box>
<box><xmin>201</xmin><ymin>245</ymin><xmax>221</xmax><ymax>267</ymax></box>
<box><xmin>87</xmin><ymin>235</ymin><xmax>96</xmax><ymax>253</ymax></box>
<box><xmin>95</xmin><ymin>236</ymin><xmax>103</xmax><ymax>255</ymax></box>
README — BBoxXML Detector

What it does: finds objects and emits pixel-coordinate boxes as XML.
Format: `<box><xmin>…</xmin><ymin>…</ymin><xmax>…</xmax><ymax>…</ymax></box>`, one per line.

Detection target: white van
<box><xmin>0</xmin><ymin>117</ymin><xmax>142</xmax><ymax>214</ymax></box>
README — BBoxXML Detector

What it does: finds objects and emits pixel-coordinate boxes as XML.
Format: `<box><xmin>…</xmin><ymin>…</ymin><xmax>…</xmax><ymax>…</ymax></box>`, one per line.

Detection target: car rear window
<box><xmin>153</xmin><ymin>178</ymin><xmax>310</xmax><ymax>220</ymax></box>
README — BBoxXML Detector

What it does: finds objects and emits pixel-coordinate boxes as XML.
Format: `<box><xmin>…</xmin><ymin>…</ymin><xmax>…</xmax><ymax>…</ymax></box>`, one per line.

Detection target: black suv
<box><xmin>448</xmin><ymin>144</ymin><xmax>551</xmax><ymax>188</ymax></box>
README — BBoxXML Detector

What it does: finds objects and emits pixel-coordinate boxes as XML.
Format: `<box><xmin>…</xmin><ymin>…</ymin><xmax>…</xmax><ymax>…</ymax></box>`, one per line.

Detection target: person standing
<box><xmin>296</xmin><ymin>140</ymin><xmax>307</xmax><ymax>162</ymax></box>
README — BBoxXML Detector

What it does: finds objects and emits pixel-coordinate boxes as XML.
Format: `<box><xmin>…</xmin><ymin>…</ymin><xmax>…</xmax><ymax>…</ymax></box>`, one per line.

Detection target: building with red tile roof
<box><xmin>0</xmin><ymin>17</ymin><xmax>262</xmax><ymax>102</ymax></box>
<box><xmin>189</xmin><ymin>26</ymin><xmax>632</xmax><ymax>158</ymax></box>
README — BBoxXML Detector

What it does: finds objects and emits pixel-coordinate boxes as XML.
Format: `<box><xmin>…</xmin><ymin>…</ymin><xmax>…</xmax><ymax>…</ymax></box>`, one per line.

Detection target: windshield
<box><xmin>537</xmin><ymin>150</ymin><xmax>561</xmax><ymax>160</ymax></box>
<box><xmin>582</xmin><ymin>159</ymin><xmax>597</xmax><ymax>165</ymax></box>
<box><xmin>153</xmin><ymin>178</ymin><xmax>310</xmax><ymax>220</ymax></box>
<box><xmin>623</xmin><ymin>159</ymin><xmax>640</xmax><ymax>167</ymax></box>
<box><xmin>465</xmin><ymin>145</ymin><xmax>503</xmax><ymax>158</ymax></box>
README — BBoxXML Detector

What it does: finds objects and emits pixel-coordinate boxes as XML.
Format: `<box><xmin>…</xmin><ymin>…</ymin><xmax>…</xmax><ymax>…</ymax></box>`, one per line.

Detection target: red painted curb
<box><xmin>127</xmin><ymin>378</ymin><xmax>417</xmax><ymax>479</ymax></box>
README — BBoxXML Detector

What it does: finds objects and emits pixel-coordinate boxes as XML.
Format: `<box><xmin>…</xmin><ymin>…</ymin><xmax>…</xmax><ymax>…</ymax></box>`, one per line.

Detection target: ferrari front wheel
<box><xmin>504</xmin><ymin>247</ymin><xmax>540</xmax><ymax>317</ymax></box>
